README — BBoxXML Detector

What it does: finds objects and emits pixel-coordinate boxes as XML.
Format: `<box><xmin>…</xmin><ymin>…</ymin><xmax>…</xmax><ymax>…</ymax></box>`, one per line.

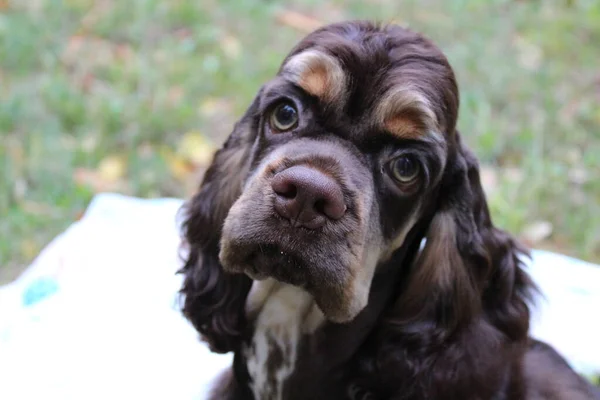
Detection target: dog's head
<box><xmin>180</xmin><ymin>21</ymin><xmax>531</xmax><ymax>353</ymax></box>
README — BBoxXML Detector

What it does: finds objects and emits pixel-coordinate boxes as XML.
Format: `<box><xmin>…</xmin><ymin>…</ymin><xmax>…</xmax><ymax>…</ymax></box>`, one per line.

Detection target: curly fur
<box><xmin>178</xmin><ymin>21</ymin><xmax>600</xmax><ymax>400</ymax></box>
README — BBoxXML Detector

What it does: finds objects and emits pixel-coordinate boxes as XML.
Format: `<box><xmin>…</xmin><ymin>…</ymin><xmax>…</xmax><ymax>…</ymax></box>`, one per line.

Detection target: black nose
<box><xmin>271</xmin><ymin>165</ymin><xmax>346</xmax><ymax>229</ymax></box>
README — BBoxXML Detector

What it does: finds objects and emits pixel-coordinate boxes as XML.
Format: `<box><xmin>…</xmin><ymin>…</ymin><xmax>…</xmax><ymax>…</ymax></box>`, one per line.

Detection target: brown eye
<box><xmin>390</xmin><ymin>155</ymin><xmax>420</xmax><ymax>183</ymax></box>
<box><xmin>269</xmin><ymin>102</ymin><xmax>298</xmax><ymax>132</ymax></box>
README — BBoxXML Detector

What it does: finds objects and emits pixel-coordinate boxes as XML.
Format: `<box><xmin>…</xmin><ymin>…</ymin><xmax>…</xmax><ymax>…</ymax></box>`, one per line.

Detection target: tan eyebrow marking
<box><xmin>281</xmin><ymin>50</ymin><xmax>346</xmax><ymax>104</ymax></box>
<box><xmin>376</xmin><ymin>85</ymin><xmax>441</xmax><ymax>142</ymax></box>
<box><xmin>384</xmin><ymin>116</ymin><xmax>421</xmax><ymax>140</ymax></box>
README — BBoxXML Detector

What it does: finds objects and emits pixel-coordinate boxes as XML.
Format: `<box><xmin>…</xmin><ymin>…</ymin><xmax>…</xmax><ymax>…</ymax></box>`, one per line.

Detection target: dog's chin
<box><xmin>222</xmin><ymin>243</ymin><xmax>310</xmax><ymax>287</ymax></box>
<box><xmin>219</xmin><ymin>239</ymin><xmax>367</xmax><ymax>323</ymax></box>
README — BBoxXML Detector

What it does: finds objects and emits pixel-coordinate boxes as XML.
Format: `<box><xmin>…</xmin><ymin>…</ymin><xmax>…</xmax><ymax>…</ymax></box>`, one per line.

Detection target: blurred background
<box><xmin>0</xmin><ymin>0</ymin><xmax>599</xmax><ymax>283</ymax></box>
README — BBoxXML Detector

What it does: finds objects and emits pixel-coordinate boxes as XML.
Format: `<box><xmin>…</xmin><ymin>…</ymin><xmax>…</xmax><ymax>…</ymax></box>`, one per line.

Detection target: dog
<box><xmin>179</xmin><ymin>21</ymin><xmax>600</xmax><ymax>399</ymax></box>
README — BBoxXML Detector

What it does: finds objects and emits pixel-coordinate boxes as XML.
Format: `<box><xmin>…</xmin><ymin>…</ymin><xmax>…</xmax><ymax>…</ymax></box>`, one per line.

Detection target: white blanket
<box><xmin>0</xmin><ymin>193</ymin><xmax>598</xmax><ymax>399</ymax></box>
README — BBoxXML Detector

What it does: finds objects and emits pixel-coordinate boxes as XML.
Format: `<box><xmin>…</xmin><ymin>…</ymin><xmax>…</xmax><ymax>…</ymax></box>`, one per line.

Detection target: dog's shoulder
<box><xmin>523</xmin><ymin>339</ymin><xmax>600</xmax><ymax>400</ymax></box>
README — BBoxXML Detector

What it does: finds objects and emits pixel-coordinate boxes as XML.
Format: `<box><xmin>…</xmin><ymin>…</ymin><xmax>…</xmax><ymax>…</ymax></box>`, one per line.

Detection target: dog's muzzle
<box><xmin>219</xmin><ymin>139</ymin><xmax>380</xmax><ymax>322</ymax></box>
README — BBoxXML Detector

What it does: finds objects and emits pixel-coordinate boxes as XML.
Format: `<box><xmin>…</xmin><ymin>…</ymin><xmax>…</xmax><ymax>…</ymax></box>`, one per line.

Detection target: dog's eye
<box><xmin>269</xmin><ymin>102</ymin><xmax>299</xmax><ymax>133</ymax></box>
<box><xmin>390</xmin><ymin>155</ymin><xmax>420</xmax><ymax>183</ymax></box>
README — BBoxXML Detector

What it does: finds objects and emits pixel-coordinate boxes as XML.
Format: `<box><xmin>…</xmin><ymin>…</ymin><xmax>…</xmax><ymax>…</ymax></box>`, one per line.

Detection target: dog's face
<box><xmin>216</xmin><ymin>22</ymin><xmax>459</xmax><ymax>322</ymax></box>
<box><xmin>180</xmin><ymin>21</ymin><xmax>530</xmax><ymax>355</ymax></box>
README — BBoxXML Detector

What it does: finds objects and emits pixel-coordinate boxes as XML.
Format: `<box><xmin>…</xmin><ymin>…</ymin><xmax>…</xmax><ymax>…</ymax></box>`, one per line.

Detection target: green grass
<box><xmin>1</xmin><ymin>0</ymin><xmax>599</xmax><ymax>283</ymax></box>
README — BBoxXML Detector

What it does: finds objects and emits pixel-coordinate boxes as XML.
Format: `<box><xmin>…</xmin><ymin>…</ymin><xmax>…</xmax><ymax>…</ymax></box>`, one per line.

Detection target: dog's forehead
<box><xmin>276</xmin><ymin>22</ymin><xmax>458</xmax><ymax>142</ymax></box>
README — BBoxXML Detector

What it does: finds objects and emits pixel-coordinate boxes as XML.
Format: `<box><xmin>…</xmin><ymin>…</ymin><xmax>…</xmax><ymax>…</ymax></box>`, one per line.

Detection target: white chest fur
<box><xmin>244</xmin><ymin>279</ymin><xmax>325</xmax><ymax>400</ymax></box>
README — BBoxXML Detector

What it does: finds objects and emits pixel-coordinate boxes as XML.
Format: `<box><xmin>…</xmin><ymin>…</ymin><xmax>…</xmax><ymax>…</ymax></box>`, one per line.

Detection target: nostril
<box><xmin>314</xmin><ymin>199</ymin><xmax>326</xmax><ymax>216</ymax></box>
<box><xmin>321</xmin><ymin>197</ymin><xmax>347</xmax><ymax>220</ymax></box>
<box><xmin>282</xmin><ymin>185</ymin><xmax>297</xmax><ymax>199</ymax></box>
<box><xmin>272</xmin><ymin>177</ymin><xmax>297</xmax><ymax>199</ymax></box>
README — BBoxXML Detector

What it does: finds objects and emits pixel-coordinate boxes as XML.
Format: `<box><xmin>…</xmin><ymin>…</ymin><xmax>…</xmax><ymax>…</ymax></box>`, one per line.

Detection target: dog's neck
<box><xmin>241</xmin><ymin>262</ymin><xmax>403</xmax><ymax>400</ymax></box>
<box><xmin>243</xmin><ymin>280</ymin><xmax>323</xmax><ymax>400</ymax></box>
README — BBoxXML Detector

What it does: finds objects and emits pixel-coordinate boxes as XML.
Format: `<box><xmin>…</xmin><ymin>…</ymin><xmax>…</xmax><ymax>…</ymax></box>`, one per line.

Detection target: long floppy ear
<box><xmin>179</xmin><ymin>93</ymin><xmax>261</xmax><ymax>353</ymax></box>
<box><xmin>394</xmin><ymin>131</ymin><xmax>534</xmax><ymax>338</ymax></box>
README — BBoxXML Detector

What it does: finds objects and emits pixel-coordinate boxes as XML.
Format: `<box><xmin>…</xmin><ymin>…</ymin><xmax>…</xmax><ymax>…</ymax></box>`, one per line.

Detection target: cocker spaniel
<box><xmin>179</xmin><ymin>21</ymin><xmax>600</xmax><ymax>399</ymax></box>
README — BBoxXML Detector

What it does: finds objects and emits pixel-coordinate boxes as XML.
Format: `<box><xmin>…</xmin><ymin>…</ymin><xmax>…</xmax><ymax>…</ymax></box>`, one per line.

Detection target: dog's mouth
<box><xmin>238</xmin><ymin>243</ymin><xmax>310</xmax><ymax>286</ymax></box>
<box><xmin>219</xmin><ymin>202</ymin><xmax>345</xmax><ymax>284</ymax></box>
<box><xmin>220</xmin><ymin>238</ymin><xmax>316</xmax><ymax>287</ymax></box>
<box><xmin>218</xmin><ymin>164</ymin><xmax>375</xmax><ymax>322</ymax></box>
<box><xmin>221</xmin><ymin>236</ymin><xmax>366</xmax><ymax>323</ymax></box>
<box><xmin>221</xmin><ymin>216</ymin><xmax>381</xmax><ymax>324</ymax></box>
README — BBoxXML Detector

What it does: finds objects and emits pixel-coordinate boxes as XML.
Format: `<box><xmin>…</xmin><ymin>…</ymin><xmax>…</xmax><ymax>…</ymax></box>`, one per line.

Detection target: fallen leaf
<box><xmin>80</xmin><ymin>72</ymin><xmax>95</xmax><ymax>92</ymax></box>
<box><xmin>167</xmin><ymin>86</ymin><xmax>185</xmax><ymax>105</ymax></box>
<box><xmin>182</xmin><ymin>167</ymin><xmax>208</xmax><ymax>196</ymax></box>
<box><xmin>173</xmin><ymin>28</ymin><xmax>193</xmax><ymax>40</ymax></box>
<box><xmin>13</xmin><ymin>179</ymin><xmax>28</xmax><ymax>201</ymax></box>
<box><xmin>170</xmin><ymin>157</ymin><xmax>195</xmax><ymax>180</ymax></box>
<box><xmin>568</xmin><ymin>167</ymin><xmax>589</xmax><ymax>185</ymax></box>
<box><xmin>512</xmin><ymin>35</ymin><xmax>543</xmax><ymax>71</ymax></box>
<box><xmin>220</xmin><ymin>34</ymin><xmax>241</xmax><ymax>60</ymax></box>
<box><xmin>503</xmin><ymin>167</ymin><xmax>524</xmax><ymax>184</ymax></box>
<box><xmin>79</xmin><ymin>0</ymin><xmax>113</xmax><ymax>31</ymax></box>
<box><xmin>64</xmin><ymin>34</ymin><xmax>86</xmax><ymax>57</ymax></box>
<box><xmin>522</xmin><ymin>221</ymin><xmax>553</xmax><ymax>244</ymax></box>
<box><xmin>73</xmin><ymin>154</ymin><xmax>127</xmax><ymax>192</ymax></box>
<box><xmin>65</xmin><ymin>0</ymin><xmax>95</xmax><ymax>8</ymax></box>
<box><xmin>161</xmin><ymin>146</ymin><xmax>195</xmax><ymax>180</ymax></box>
<box><xmin>199</xmin><ymin>97</ymin><xmax>231</xmax><ymax>117</ymax></box>
<box><xmin>74</xmin><ymin>168</ymin><xmax>100</xmax><ymax>190</ymax></box>
<box><xmin>98</xmin><ymin>155</ymin><xmax>126</xmax><ymax>182</ymax></box>
<box><xmin>6</xmin><ymin>137</ymin><xmax>25</xmax><ymax>169</ymax></box>
<box><xmin>275</xmin><ymin>10</ymin><xmax>323</xmax><ymax>33</ymax></box>
<box><xmin>114</xmin><ymin>43</ymin><xmax>134</xmax><ymax>61</ymax></box>
<box><xmin>570</xmin><ymin>188</ymin><xmax>586</xmax><ymax>206</ymax></box>
<box><xmin>81</xmin><ymin>134</ymin><xmax>99</xmax><ymax>153</ymax></box>
<box><xmin>21</xmin><ymin>201</ymin><xmax>56</xmax><ymax>217</ymax></box>
<box><xmin>75</xmin><ymin>209</ymin><xmax>85</xmax><ymax>221</ymax></box>
<box><xmin>19</xmin><ymin>0</ymin><xmax>44</xmax><ymax>12</ymax></box>
<box><xmin>61</xmin><ymin>35</ymin><xmax>117</xmax><ymax>69</ymax></box>
<box><xmin>479</xmin><ymin>165</ymin><xmax>498</xmax><ymax>195</ymax></box>
<box><xmin>74</xmin><ymin>168</ymin><xmax>128</xmax><ymax>192</ymax></box>
<box><xmin>177</xmin><ymin>131</ymin><xmax>215</xmax><ymax>166</ymax></box>
<box><xmin>565</xmin><ymin>148</ymin><xmax>582</xmax><ymax>164</ymax></box>
<box><xmin>20</xmin><ymin>239</ymin><xmax>40</xmax><ymax>261</ymax></box>
<box><xmin>137</xmin><ymin>142</ymin><xmax>154</xmax><ymax>159</ymax></box>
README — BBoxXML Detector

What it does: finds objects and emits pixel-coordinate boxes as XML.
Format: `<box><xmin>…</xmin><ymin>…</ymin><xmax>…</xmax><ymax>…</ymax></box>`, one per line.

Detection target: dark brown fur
<box><xmin>179</xmin><ymin>21</ymin><xmax>599</xmax><ymax>399</ymax></box>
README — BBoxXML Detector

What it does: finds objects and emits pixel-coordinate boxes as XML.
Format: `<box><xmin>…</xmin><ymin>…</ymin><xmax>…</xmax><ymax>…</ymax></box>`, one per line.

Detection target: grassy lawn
<box><xmin>0</xmin><ymin>0</ymin><xmax>599</xmax><ymax>283</ymax></box>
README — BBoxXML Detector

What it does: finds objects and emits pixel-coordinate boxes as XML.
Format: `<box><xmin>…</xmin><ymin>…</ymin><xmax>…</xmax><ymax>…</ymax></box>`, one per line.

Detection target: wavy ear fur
<box><xmin>359</xmin><ymin>132</ymin><xmax>537</xmax><ymax>398</ymax></box>
<box><xmin>392</xmin><ymin>131</ymin><xmax>534</xmax><ymax>339</ymax></box>
<box><xmin>179</xmin><ymin>94</ymin><xmax>261</xmax><ymax>353</ymax></box>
